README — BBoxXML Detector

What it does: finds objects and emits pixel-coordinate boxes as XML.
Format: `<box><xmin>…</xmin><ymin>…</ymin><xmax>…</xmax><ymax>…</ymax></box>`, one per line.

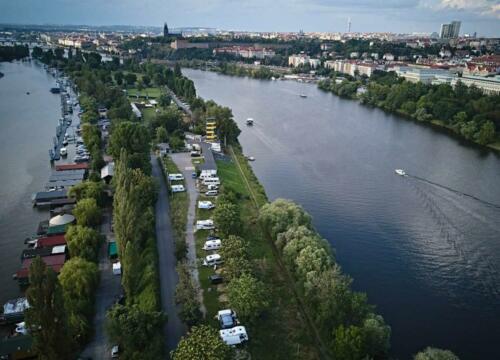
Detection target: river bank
<box><xmin>183</xmin><ymin>68</ymin><xmax>500</xmax><ymax>359</ymax></box>
<box><xmin>0</xmin><ymin>61</ymin><xmax>62</xmax><ymax>304</ymax></box>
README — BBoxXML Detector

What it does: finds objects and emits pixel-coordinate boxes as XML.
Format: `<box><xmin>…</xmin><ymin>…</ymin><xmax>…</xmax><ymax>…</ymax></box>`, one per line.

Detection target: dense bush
<box><xmin>259</xmin><ymin>199</ymin><xmax>391</xmax><ymax>359</ymax></box>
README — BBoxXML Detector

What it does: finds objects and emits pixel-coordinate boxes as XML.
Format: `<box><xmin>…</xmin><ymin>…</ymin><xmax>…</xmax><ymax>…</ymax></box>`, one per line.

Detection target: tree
<box><xmin>171</xmin><ymin>325</ymin><xmax>232</xmax><ymax>360</ymax></box>
<box><xmin>414</xmin><ymin>347</ymin><xmax>460</xmax><ymax>360</ymax></box>
<box><xmin>474</xmin><ymin>120</ymin><xmax>496</xmax><ymax>145</ymax></box>
<box><xmin>106</xmin><ymin>304</ymin><xmax>165</xmax><ymax>359</ymax></box>
<box><xmin>25</xmin><ymin>257</ymin><xmax>73</xmax><ymax>359</ymax></box>
<box><xmin>362</xmin><ymin>314</ymin><xmax>391</xmax><ymax>358</ymax></box>
<box><xmin>227</xmin><ymin>273</ymin><xmax>269</xmax><ymax>323</ymax></box>
<box><xmin>59</xmin><ymin>258</ymin><xmax>99</xmax><ymax>342</ymax></box>
<box><xmin>66</xmin><ymin>225</ymin><xmax>101</xmax><ymax>261</ymax></box>
<box><xmin>175</xmin><ymin>262</ymin><xmax>202</xmax><ymax>326</ymax></box>
<box><xmin>68</xmin><ymin>181</ymin><xmax>105</xmax><ymax>206</ymax></box>
<box><xmin>213</xmin><ymin>201</ymin><xmax>240</xmax><ymax>238</ymax></box>
<box><xmin>114</xmin><ymin>71</ymin><xmax>124</xmax><ymax>86</ymax></box>
<box><xmin>156</xmin><ymin>126</ymin><xmax>169</xmax><ymax>143</ymax></box>
<box><xmin>331</xmin><ymin>325</ymin><xmax>364</xmax><ymax>360</ymax></box>
<box><xmin>219</xmin><ymin>235</ymin><xmax>252</xmax><ymax>281</ymax></box>
<box><xmin>73</xmin><ymin>198</ymin><xmax>102</xmax><ymax>227</ymax></box>
<box><xmin>124</xmin><ymin>73</ymin><xmax>137</xmax><ymax>87</ymax></box>
<box><xmin>159</xmin><ymin>93</ymin><xmax>171</xmax><ymax>107</ymax></box>
<box><xmin>259</xmin><ymin>199</ymin><xmax>312</xmax><ymax>239</ymax></box>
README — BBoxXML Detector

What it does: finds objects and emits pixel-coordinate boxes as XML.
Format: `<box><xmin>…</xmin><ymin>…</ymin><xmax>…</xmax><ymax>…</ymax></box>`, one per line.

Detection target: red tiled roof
<box><xmin>55</xmin><ymin>163</ymin><xmax>89</xmax><ymax>171</ymax></box>
<box><xmin>36</xmin><ymin>235</ymin><xmax>66</xmax><ymax>248</ymax></box>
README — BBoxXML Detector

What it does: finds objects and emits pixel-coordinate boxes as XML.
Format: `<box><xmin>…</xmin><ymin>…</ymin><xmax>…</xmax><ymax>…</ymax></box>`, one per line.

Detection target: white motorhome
<box><xmin>171</xmin><ymin>185</ymin><xmax>185</xmax><ymax>193</ymax></box>
<box><xmin>202</xmin><ymin>177</ymin><xmax>220</xmax><ymax>186</ymax></box>
<box><xmin>205</xmin><ymin>190</ymin><xmax>218</xmax><ymax>196</ymax></box>
<box><xmin>219</xmin><ymin>326</ymin><xmax>249</xmax><ymax>346</ymax></box>
<box><xmin>196</xmin><ymin>219</ymin><xmax>214</xmax><ymax>230</ymax></box>
<box><xmin>203</xmin><ymin>239</ymin><xmax>222</xmax><ymax>251</ymax></box>
<box><xmin>203</xmin><ymin>253</ymin><xmax>222</xmax><ymax>266</ymax></box>
<box><xmin>199</xmin><ymin>173</ymin><xmax>216</xmax><ymax>180</ymax></box>
<box><xmin>168</xmin><ymin>173</ymin><xmax>184</xmax><ymax>181</ymax></box>
<box><xmin>198</xmin><ymin>201</ymin><xmax>215</xmax><ymax>210</ymax></box>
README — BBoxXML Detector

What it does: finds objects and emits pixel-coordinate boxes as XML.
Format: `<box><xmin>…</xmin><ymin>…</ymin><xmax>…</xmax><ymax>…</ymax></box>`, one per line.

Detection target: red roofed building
<box><xmin>55</xmin><ymin>163</ymin><xmax>89</xmax><ymax>171</ymax></box>
<box><xmin>464</xmin><ymin>55</ymin><xmax>500</xmax><ymax>76</ymax></box>
<box><xmin>16</xmin><ymin>254</ymin><xmax>66</xmax><ymax>283</ymax></box>
<box><xmin>36</xmin><ymin>235</ymin><xmax>66</xmax><ymax>248</ymax></box>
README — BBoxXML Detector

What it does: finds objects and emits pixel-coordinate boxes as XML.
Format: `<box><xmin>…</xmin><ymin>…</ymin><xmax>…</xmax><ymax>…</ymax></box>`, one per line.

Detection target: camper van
<box><xmin>203</xmin><ymin>253</ymin><xmax>223</xmax><ymax>266</ymax></box>
<box><xmin>202</xmin><ymin>177</ymin><xmax>220</xmax><ymax>186</ymax></box>
<box><xmin>205</xmin><ymin>190</ymin><xmax>218</xmax><ymax>197</ymax></box>
<box><xmin>171</xmin><ymin>185</ymin><xmax>185</xmax><ymax>193</ymax></box>
<box><xmin>198</xmin><ymin>201</ymin><xmax>215</xmax><ymax>210</ymax></box>
<box><xmin>207</xmin><ymin>184</ymin><xmax>219</xmax><ymax>191</ymax></box>
<box><xmin>168</xmin><ymin>173</ymin><xmax>184</xmax><ymax>181</ymax></box>
<box><xmin>199</xmin><ymin>172</ymin><xmax>217</xmax><ymax>180</ymax></box>
<box><xmin>219</xmin><ymin>326</ymin><xmax>249</xmax><ymax>346</ymax></box>
<box><xmin>196</xmin><ymin>219</ymin><xmax>214</xmax><ymax>230</ymax></box>
<box><xmin>203</xmin><ymin>239</ymin><xmax>222</xmax><ymax>251</ymax></box>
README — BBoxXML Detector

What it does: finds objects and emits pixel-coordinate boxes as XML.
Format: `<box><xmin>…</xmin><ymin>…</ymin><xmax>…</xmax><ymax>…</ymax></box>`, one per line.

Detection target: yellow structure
<box><xmin>206</xmin><ymin>120</ymin><xmax>217</xmax><ymax>142</ymax></box>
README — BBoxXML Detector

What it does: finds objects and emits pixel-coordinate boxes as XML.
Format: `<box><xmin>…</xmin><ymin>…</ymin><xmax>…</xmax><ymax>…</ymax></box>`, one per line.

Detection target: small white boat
<box><xmin>395</xmin><ymin>169</ymin><xmax>406</xmax><ymax>176</ymax></box>
<box><xmin>246</xmin><ymin>118</ymin><xmax>254</xmax><ymax>126</ymax></box>
<box><xmin>299</xmin><ymin>94</ymin><xmax>307</xmax><ymax>98</ymax></box>
<box><xmin>60</xmin><ymin>147</ymin><xmax>68</xmax><ymax>157</ymax></box>
<box><xmin>247</xmin><ymin>156</ymin><xmax>255</xmax><ymax>161</ymax></box>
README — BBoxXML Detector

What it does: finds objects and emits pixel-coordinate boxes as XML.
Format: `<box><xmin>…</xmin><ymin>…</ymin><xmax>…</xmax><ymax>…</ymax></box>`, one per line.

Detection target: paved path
<box><xmin>151</xmin><ymin>155</ymin><xmax>187</xmax><ymax>353</ymax></box>
<box><xmin>170</xmin><ymin>152</ymin><xmax>206</xmax><ymax>317</ymax></box>
<box><xmin>80</xmin><ymin>209</ymin><xmax>121</xmax><ymax>360</ymax></box>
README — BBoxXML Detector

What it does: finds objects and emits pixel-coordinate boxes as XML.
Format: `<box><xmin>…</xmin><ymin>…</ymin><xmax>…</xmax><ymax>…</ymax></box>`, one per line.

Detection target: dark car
<box><xmin>207</xmin><ymin>235</ymin><xmax>220</xmax><ymax>241</ymax></box>
<box><xmin>209</xmin><ymin>274</ymin><xmax>224</xmax><ymax>285</ymax></box>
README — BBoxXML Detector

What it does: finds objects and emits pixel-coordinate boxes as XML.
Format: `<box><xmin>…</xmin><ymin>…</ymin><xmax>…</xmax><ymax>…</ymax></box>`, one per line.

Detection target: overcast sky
<box><xmin>0</xmin><ymin>0</ymin><xmax>499</xmax><ymax>36</ymax></box>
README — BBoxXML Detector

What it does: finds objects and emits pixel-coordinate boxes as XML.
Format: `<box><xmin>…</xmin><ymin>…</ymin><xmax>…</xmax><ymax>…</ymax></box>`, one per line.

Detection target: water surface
<box><xmin>184</xmin><ymin>68</ymin><xmax>500</xmax><ymax>359</ymax></box>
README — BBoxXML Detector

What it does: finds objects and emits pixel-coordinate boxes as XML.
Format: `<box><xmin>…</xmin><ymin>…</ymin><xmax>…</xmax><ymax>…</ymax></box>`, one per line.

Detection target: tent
<box><xmin>49</xmin><ymin>214</ymin><xmax>75</xmax><ymax>227</ymax></box>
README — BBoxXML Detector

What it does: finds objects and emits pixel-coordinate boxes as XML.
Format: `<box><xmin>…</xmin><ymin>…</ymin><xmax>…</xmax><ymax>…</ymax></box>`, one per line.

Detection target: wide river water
<box><xmin>184</xmin><ymin>69</ymin><xmax>500</xmax><ymax>359</ymax></box>
<box><xmin>0</xmin><ymin>61</ymin><xmax>69</xmax><ymax>307</ymax></box>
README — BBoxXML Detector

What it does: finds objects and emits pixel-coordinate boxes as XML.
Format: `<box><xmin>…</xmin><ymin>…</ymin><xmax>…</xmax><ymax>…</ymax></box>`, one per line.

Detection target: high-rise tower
<box><xmin>163</xmin><ymin>22</ymin><xmax>169</xmax><ymax>37</ymax></box>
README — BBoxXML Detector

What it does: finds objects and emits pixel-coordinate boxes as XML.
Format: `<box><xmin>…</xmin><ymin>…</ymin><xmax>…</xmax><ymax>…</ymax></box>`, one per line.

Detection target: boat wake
<box><xmin>407</xmin><ymin>174</ymin><xmax>500</xmax><ymax>209</ymax></box>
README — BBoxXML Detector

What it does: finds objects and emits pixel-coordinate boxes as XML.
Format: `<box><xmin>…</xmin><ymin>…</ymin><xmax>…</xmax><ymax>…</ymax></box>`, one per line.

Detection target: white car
<box><xmin>205</xmin><ymin>190</ymin><xmax>218</xmax><ymax>196</ymax></box>
<box><xmin>198</xmin><ymin>201</ymin><xmax>215</xmax><ymax>210</ymax></box>
<box><xmin>15</xmin><ymin>322</ymin><xmax>28</xmax><ymax>335</ymax></box>
<box><xmin>171</xmin><ymin>185</ymin><xmax>185</xmax><ymax>193</ymax></box>
<box><xmin>111</xmin><ymin>345</ymin><xmax>120</xmax><ymax>358</ymax></box>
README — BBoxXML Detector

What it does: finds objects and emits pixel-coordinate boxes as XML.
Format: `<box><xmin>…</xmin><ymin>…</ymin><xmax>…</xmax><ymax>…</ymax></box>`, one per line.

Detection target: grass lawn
<box><xmin>141</xmin><ymin>107</ymin><xmax>157</xmax><ymax>124</ymax></box>
<box><xmin>127</xmin><ymin>87</ymin><xmax>163</xmax><ymax>99</ymax></box>
<box><xmin>195</xmin><ymin>148</ymin><xmax>318</xmax><ymax>360</ymax></box>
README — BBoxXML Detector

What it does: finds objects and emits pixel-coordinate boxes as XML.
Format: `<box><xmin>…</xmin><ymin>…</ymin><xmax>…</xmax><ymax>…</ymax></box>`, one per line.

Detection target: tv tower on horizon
<box><xmin>347</xmin><ymin>17</ymin><xmax>352</xmax><ymax>33</ymax></box>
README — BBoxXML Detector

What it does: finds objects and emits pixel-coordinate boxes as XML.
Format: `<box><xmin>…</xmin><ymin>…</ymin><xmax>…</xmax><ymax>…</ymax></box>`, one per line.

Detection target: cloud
<box><xmin>423</xmin><ymin>0</ymin><xmax>500</xmax><ymax>19</ymax></box>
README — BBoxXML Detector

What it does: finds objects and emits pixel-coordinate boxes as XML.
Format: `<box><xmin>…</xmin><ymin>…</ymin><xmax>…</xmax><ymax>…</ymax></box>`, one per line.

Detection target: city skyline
<box><xmin>0</xmin><ymin>0</ymin><xmax>499</xmax><ymax>36</ymax></box>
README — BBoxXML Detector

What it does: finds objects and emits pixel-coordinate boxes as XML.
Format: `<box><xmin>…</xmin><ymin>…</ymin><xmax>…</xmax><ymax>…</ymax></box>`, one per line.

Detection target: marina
<box><xmin>0</xmin><ymin>60</ymin><xmax>88</xmax><ymax>333</ymax></box>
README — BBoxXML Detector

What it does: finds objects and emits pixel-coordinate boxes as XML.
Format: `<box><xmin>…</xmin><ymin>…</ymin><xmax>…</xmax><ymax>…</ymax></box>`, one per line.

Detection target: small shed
<box><xmin>108</xmin><ymin>241</ymin><xmax>118</xmax><ymax>259</ymax></box>
<box><xmin>101</xmin><ymin>162</ymin><xmax>115</xmax><ymax>183</ymax></box>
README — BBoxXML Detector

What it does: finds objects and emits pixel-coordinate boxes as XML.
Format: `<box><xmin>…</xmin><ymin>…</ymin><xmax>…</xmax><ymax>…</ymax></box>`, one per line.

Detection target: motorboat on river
<box><xmin>246</xmin><ymin>118</ymin><xmax>254</xmax><ymax>126</ymax></box>
<box><xmin>395</xmin><ymin>169</ymin><xmax>406</xmax><ymax>176</ymax></box>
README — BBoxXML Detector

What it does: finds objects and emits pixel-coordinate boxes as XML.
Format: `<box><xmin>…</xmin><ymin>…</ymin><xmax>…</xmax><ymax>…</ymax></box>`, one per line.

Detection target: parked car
<box><xmin>205</xmin><ymin>190</ymin><xmax>218</xmax><ymax>196</ymax></box>
<box><xmin>217</xmin><ymin>309</ymin><xmax>238</xmax><ymax>329</ymax></box>
<box><xmin>111</xmin><ymin>345</ymin><xmax>120</xmax><ymax>358</ymax></box>
<box><xmin>209</xmin><ymin>274</ymin><xmax>224</xmax><ymax>284</ymax></box>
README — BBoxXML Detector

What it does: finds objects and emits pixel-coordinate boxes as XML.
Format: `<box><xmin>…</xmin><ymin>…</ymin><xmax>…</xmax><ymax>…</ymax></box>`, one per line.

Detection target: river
<box><xmin>0</xmin><ymin>61</ymin><xmax>71</xmax><ymax>305</ymax></box>
<box><xmin>184</xmin><ymin>68</ymin><xmax>500</xmax><ymax>359</ymax></box>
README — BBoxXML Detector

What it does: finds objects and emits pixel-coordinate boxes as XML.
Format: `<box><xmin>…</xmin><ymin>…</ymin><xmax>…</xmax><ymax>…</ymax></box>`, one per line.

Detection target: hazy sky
<box><xmin>1</xmin><ymin>0</ymin><xmax>499</xmax><ymax>36</ymax></box>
